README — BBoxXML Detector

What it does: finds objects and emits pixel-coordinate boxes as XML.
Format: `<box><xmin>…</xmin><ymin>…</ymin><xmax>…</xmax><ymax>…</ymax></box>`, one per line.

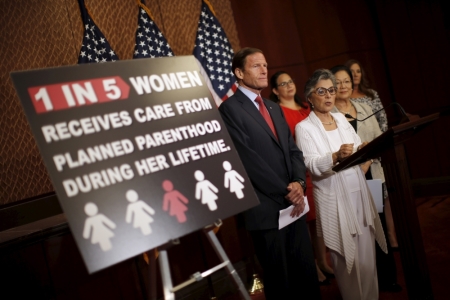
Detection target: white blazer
<box><xmin>295</xmin><ymin>112</ymin><xmax>386</xmax><ymax>273</ymax></box>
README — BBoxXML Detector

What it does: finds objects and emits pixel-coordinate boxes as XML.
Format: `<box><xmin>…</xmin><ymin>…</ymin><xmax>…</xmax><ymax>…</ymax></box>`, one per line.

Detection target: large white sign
<box><xmin>11</xmin><ymin>56</ymin><xmax>259</xmax><ymax>273</ymax></box>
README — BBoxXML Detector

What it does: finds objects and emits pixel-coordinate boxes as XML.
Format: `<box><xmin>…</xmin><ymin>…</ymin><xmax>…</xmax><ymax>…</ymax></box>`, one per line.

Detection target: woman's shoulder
<box><xmin>351</xmin><ymin>95</ymin><xmax>370</xmax><ymax>105</ymax></box>
<box><xmin>281</xmin><ymin>105</ymin><xmax>300</xmax><ymax>115</ymax></box>
<box><xmin>281</xmin><ymin>106</ymin><xmax>307</xmax><ymax>125</ymax></box>
<box><xmin>331</xmin><ymin>111</ymin><xmax>346</xmax><ymax>122</ymax></box>
<box><xmin>296</xmin><ymin>114</ymin><xmax>311</xmax><ymax>124</ymax></box>
<box><xmin>295</xmin><ymin>116</ymin><xmax>318</xmax><ymax>141</ymax></box>
<box><xmin>369</xmin><ymin>89</ymin><xmax>379</xmax><ymax>97</ymax></box>
<box><xmin>281</xmin><ymin>104</ymin><xmax>311</xmax><ymax>113</ymax></box>
<box><xmin>351</xmin><ymin>89</ymin><xmax>379</xmax><ymax>101</ymax></box>
<box><xmin>352</xmin><ymin>101</ymin><xmax>373</xmax><ymax>114</ymax></box>
<box><xmin>295</xmin><ymin>114</ymin><xmax>315</xmax><ymax>130</ymax></box>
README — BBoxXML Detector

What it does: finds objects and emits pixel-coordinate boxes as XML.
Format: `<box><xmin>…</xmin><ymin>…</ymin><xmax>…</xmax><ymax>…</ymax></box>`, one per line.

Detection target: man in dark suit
<box><xmin>219</xmin><ymin>47</ymin><xmax>320</xmax><ymax>299</ymax></box>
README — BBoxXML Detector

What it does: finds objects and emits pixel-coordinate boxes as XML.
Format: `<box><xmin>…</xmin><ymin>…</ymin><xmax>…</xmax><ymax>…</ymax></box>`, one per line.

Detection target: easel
<box><xmin>150</xmin><ymin>219</ymin><xmax>251</xmax><ymax>300</ymax></box>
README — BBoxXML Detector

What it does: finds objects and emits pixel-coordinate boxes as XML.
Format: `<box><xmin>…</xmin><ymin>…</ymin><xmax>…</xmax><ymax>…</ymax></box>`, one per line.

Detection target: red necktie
<box><xmin>255</xmin><ymin>96</ymin><xmax>278</xmax><ymax>139</ymax></box>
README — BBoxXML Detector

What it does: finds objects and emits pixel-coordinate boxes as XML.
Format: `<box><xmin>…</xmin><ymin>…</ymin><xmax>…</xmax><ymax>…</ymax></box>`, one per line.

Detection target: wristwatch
<box><xmin>296</xmin><ymin>179</ymin><xmax>307</xmax><ymax>191</ymax></box>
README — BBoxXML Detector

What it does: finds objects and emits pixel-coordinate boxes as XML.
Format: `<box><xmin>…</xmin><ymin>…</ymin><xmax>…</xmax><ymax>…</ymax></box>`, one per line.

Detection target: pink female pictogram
<box><xmin>162</xmin><ymin>180</ymin><xmax>189</xmax><ymax>223</ymax></box>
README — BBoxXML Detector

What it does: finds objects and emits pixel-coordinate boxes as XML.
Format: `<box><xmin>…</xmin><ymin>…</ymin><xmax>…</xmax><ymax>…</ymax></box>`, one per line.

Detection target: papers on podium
<box><xmin>278</xmin><ymin>196</ymin><xmax>309</xmax><ymax>230</ymax></box>
<box><xmin>367</xmin><ymin>179</ymin><xmax>383</xmax><ymax>213</ymax></box>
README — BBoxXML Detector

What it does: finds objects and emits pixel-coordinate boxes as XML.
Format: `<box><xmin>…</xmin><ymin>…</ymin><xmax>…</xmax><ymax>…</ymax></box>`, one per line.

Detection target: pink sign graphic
<box><xmin>162</xmin><ymin>180</ymin><xmax>189</xmax><ymax>223</ymax></box>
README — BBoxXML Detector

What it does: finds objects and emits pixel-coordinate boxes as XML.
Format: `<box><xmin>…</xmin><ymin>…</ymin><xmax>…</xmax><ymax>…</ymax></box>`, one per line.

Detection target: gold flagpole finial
<box><xmin>135</xmin><ymin>0</ymin><xmax>155</xmax><ymax>20</ymax></box>
<box><xmin>203</xmin><ymin>0</ymin><xmax>217</xmax><ymax>17</ymax></box>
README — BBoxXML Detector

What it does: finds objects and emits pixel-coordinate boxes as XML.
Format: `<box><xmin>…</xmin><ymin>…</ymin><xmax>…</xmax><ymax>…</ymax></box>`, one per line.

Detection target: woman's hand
<box><xmin>360</xmin><ymin>160</ymin><xmax>372</xmax><ymax>174</ymax></box>
<box><xmin>333</xmin><ymin>143</ymin><xmax>354</xmax><ymax>164</ymax></box>
<box><xmin>358</xmin><ymin>142</ymin><xmax>369</xmax><ymax>150</ymax></box>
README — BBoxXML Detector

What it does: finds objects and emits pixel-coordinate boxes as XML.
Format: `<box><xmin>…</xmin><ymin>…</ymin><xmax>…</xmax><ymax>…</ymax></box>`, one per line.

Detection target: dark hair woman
<box><xmin>344</xmin><ymin>59</ymin><xmax>388</xmax><ymax>133</ymax></box>
<box><xmin>269</xmin><ymin>71</ymin><xmax>333</xmax><ymax>285</ymax></box>
<box><xmin>269</xmin><ymin>71</ymin><xmax>309</xmax><ymax>135</ymax></box>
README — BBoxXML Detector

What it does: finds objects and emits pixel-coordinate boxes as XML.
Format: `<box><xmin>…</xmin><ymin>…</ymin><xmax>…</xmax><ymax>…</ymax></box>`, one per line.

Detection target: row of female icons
<box><xmin>82</xmin><ymin>161</ymin><xmax>245</xmax><ymax>251</ymax></box>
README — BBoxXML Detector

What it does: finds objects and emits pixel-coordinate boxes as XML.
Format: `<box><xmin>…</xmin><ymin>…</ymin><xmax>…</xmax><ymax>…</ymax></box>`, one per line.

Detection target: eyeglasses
<box><xmin>336</xmin><ymin>80</ymin><xmax>352</xmax><ymax>86</ymax></box>
<box><xmin>312</xmin><ymin>87</ymin><xmax>337</xmax><ymax>96</ymax></box>
<box><xmin>278</xmin><ymin>79</ymin><xmax>295</xmax><ymax>87</ymax></box>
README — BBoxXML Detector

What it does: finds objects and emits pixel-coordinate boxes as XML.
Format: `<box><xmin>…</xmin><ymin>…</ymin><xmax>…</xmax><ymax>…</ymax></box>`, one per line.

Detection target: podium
<box><xmin>333</xmin><ymin>112</ymin><xmax>439</xmax><ymax>300</ymax></box>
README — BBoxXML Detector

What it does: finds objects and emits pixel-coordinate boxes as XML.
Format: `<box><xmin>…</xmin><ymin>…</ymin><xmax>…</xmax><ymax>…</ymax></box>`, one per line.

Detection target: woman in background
<box><xmin>331</xmin><ymin>64</ymin><xmax>402</xmax><ymax>293</ymax></box>
<box><xmin>269</xmin><ymin>71</ymin><xmax>333</xmax><ymax>285</ymax></box>
<box><xmin>345</xmin><ymin>59</ymin><xmax>388</xmax><ymax>132</ymax></box>
<box><xmin>330</xmin><ymin>65</ymin><xmax>381</xmax><ymax>180</ymax></box>
<box><xmin>295</xmin><ymin>68</ymin><xmax>387</xmax><ymax>300</ymax></box>
<box><xmin>345</xmin><ymin>59</ymin><xmax>398</xmax><ymax>249</ymax></box>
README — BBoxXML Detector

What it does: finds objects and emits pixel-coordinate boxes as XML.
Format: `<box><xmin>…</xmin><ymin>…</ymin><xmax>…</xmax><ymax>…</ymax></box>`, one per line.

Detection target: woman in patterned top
<box><xmin>345</xmin><ymin>59</ymin><xmax>388</xmax><ymax>132</ymax></box>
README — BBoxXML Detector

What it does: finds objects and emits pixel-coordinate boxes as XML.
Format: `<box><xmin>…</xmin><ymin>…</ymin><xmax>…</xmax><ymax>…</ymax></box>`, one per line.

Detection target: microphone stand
<box><xmin>344</xmin><ymin>102</ymin><xmax>407</xmax><ymax>122</ymax></box>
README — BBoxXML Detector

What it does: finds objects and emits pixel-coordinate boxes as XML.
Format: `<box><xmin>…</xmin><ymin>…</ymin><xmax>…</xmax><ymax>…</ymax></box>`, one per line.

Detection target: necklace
<box><xmin>337</xmin><ymin>102</ymin><xmax>354</xmax><ymax>117</ymax></box>
<box><xmin>321</xmin><ymin>116</ymin><xmax>334</xmax><ymax>125</ymax></box>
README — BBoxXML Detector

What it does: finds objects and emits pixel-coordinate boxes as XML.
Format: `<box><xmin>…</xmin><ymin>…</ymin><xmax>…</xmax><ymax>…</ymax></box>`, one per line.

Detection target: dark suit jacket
<box><xmin>219</xmin><ymin>88</ymin><xmax>307</xmax><ymax>230</ymax></box>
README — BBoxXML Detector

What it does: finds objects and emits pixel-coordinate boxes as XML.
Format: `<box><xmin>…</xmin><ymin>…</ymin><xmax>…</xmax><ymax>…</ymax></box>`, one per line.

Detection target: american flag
<box><xmin>193</xmin><ymin>2</ymin><xmax>237</xmax><ymax>106</ymax></box>
<box><xmin>133</xmin><ymin>4</ymin><xmax>173</xmax><ymax>58</ymax></box>
<box><xmin>77</xmin><ymin>0</ymin><xmax>118</xmax><ymax>64</ymax></box>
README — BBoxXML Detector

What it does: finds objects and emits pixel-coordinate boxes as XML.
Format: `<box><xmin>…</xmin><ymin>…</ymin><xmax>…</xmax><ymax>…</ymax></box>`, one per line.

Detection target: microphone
<box><xmin>344</xmin><ymin>102</ymin><xmax>407</xmax><ymax>122</ymax></box>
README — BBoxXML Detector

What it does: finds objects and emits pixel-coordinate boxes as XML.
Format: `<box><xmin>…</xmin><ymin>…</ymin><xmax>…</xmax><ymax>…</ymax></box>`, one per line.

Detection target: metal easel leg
<box><xmin>149</xmin><ymin>250</ymin><xmax>157</xmax><ymax>300</ymax></box>
<box><xmin>204</xmin><ymin>224</ymin><xmax>251</xmax><ymax>300</ymax></box>
<box><xmin>158</xmin><ymin>250</ymin><xmax>175</xmax><ymax>300</ymax></box>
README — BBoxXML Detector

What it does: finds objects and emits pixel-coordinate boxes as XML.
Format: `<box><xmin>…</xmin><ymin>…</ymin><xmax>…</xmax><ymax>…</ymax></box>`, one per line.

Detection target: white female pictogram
<box><xmin>223</xmin><ymin>161</ymin><xmax>245</xmax><ymax>199</ymax></box>
<box><xmin>162</xmin><ymin>180</ymin><xmax>189</xmax><ymax>223</ymax></box>
<box><xmin>194</xmin><ymin>170</ymin><xmax>219</xmax><ymax>211</ymax></box>
<box><xmin>125</xmin><ymin>190</ymin><xmax>155</xmax><ymax>235</ymax></box>
<box><xmin>82</xmin><ymin>202</ymin><xmax>116</xmax><ymax>252</ymax></box>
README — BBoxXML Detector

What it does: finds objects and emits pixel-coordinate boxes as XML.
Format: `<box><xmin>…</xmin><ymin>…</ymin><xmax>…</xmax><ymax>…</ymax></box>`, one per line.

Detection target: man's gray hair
<box><xmin>304</xmin><ymin>69</ymin><xmax>336</xmax><ymax>101</ymax></box>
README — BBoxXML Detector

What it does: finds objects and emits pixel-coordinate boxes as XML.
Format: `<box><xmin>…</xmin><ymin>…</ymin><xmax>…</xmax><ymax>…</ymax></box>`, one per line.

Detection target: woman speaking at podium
<box><xmin>295</xmin><ymin>69</ymin><xmax>387</xmax><ymax>300</ymax></box>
